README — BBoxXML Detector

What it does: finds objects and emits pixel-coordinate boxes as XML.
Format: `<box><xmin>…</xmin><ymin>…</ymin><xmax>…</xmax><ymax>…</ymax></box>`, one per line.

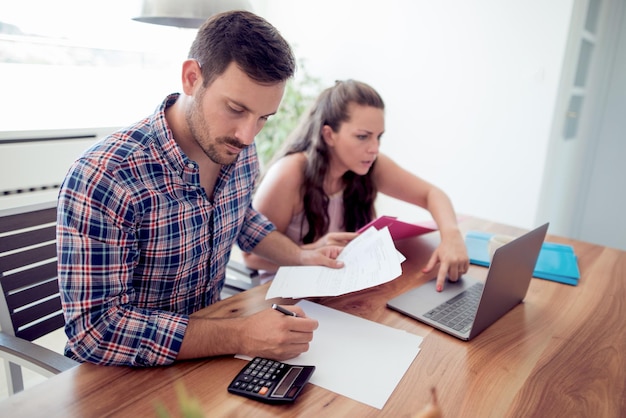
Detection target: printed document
<box><xmin>265</xmin><ymin>227</ymin><xmax>404</xmax><ymax>299</ymax></box>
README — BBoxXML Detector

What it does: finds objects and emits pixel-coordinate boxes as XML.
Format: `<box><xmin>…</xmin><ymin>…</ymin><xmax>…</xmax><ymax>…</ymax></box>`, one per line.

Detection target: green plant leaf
<box><xmin>255</xmin><ymin>58</ymin><xmax>322</xmax><ymax>170</ymax></box>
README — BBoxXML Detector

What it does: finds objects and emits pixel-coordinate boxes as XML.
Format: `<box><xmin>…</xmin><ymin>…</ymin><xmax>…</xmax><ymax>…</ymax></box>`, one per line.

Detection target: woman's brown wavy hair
<box><xmin>268</xmin><ymin>79</ymin><xmax>384</xmax><ymax>244</ymax></box>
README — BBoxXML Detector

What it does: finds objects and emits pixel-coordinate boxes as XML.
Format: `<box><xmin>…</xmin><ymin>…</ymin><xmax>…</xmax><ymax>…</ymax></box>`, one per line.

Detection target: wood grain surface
<box><xmin>1</xmin><ymin>217</ymin><xmax>624</xmax><ymax>417</ymax></box>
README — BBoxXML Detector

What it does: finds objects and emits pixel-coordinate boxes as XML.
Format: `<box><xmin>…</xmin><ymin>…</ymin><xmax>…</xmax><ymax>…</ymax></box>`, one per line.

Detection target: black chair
<box><xmin>0</xmin><ymin>201</ymin><xmax>78</xmax><ymax>395</ymax></box>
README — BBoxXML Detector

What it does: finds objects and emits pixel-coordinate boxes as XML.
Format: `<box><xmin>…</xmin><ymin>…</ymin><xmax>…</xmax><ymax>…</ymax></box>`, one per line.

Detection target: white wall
<box><xmin>0</xmin><ymin>0</ymin><xmax>581</xmax><ymax>235</ymax></box>
<box><xmin>255</xmin><ymin>0</ymin><xmax>575</xmax><ymax>230</ymax></box>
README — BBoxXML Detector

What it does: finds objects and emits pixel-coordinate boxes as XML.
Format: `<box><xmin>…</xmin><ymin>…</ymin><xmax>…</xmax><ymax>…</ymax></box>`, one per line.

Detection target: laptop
<box><xmin>387</xmin><ymin>223</ymin><xmax>549</xmax><ymax>341</ymax></box>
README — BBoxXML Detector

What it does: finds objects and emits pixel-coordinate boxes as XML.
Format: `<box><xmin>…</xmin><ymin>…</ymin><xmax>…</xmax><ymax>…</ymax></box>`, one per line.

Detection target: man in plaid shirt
<box><xmin>56</xmin><ymin>10</ymin><xmax>343</xmax><ymax>367</ymax></box>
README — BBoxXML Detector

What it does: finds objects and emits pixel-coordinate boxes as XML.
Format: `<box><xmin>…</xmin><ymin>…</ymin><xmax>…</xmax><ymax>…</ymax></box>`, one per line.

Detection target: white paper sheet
<box><xmin>285</xmin><ymin>300</ymin><xmax>423</xmax><ymax>409</ymax></box>
<box><xmin>266</xmin><ymin>227</ymin><xmax>405</xmax><ymax>299</ymax></box>
<box><xmin>236</xmin><ymin>300</ymin><xmax>422</xmax><ymax>409</ymax></box>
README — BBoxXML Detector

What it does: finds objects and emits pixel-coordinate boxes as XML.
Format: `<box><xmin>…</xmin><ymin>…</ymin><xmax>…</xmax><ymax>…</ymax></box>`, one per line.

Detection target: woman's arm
<box><xmin>373</xmin><ymin>153</ymin><xmax>469</xmax><ymax>290</ymax></box>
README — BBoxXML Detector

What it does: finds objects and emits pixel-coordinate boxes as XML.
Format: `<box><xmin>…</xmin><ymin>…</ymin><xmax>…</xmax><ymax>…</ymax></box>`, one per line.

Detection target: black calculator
<box><xmin>227</xmin><ymin>357</ymin><xmax>315</xmax><ymax>404</ymax></box>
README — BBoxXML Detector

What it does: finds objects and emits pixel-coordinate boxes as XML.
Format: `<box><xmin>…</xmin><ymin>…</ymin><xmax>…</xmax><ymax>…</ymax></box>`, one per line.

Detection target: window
<box><xmin>0</xmin><ymin>0</ymin><xmax>196</xmax><ymax>131</ymax></box>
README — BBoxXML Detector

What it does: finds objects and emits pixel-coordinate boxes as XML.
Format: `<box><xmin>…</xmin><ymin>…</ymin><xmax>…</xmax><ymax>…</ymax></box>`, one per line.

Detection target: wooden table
<box><xmin>1</xmin><ymin>217</ymin><xmax>624</xmax><ymax>417</ymax></box>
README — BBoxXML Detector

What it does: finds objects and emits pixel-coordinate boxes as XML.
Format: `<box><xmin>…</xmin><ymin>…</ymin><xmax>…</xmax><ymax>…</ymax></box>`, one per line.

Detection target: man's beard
<box><xmin>186</xmin><ymin>94</ymin><xmax>245</xmax><ymax>165</ymax></box>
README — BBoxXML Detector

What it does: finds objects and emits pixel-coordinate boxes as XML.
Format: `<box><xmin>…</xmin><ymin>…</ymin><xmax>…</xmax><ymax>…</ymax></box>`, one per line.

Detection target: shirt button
<box><xmin>187</xmin><ymin>163</ymin><xmax>196</xmax><ymax>169</ymax></box>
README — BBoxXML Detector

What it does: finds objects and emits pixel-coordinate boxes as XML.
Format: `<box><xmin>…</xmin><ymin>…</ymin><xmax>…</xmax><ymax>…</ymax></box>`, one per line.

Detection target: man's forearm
<box><xmin>242</xmin><ymin>251</ymin><xmax>280</xmax><ymax>272</ymax></box>
<box><xmin>249</xmin><ymin>230</ymin><xmax>303</xmax><ymax>266</ymax></box>
<box><xmin>177</xmin><ymin>315</ymin><xmax>247</xmax><ymax>360</ymax></box>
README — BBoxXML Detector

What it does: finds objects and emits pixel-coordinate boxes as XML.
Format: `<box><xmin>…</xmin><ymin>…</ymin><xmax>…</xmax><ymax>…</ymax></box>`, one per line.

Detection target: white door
<box><xmin>575</xmin><ymin>0</ymin><xmax>626</xmax><ymax>250</ymax></box>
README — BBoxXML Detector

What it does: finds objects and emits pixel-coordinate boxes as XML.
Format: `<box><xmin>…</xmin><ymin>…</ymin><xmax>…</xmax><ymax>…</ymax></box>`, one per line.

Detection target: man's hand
<box><xmin>299</xmin><ymin>246</ymin><xmax>345</xmax><ymax>269</ymax></box>
<box><xmin>239</xmin><ymin>305</ymin><xmax>319</xmax><ymax>360</ymax></box>
<box><xmin>249</xmin><ymin>230</ymin><xmax>345</xmax><ymax>271</ymax></box>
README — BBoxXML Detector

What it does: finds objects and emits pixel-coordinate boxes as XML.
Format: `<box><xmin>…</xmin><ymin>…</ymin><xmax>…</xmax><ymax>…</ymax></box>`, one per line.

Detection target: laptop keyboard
<box><xmin>423</xmin><ymin>282</ymin><xmax>484</xmax><ymax>333</ymax></box>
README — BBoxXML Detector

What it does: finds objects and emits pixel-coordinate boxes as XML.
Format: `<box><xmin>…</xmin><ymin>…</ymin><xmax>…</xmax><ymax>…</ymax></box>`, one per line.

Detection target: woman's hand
<box><xmin>422</xmin><ymin>228</ymin><xmax>469</xmax><ymax>292</ymax></box>
<box><xmin>304</xmin><ymin>232</ymin><xmax>358</xmax><ymax>250</ymax></box>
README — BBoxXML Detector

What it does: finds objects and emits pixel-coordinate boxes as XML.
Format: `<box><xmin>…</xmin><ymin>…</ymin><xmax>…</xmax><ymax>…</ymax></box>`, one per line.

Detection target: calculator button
<box><xmin>259</xmin><ymin>386</ymin><xmax>269</xmax><ymax>395</ymax></box>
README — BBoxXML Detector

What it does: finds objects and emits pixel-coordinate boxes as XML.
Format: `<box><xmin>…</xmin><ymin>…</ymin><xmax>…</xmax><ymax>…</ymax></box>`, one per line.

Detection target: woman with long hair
<box><xmin>243</xmin><ymin>79</ymin><xmax>468</xmax><ymax>291</ymax></box>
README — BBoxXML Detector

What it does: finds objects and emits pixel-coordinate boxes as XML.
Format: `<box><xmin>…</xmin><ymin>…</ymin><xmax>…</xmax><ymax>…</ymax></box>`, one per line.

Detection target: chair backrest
<box><xmin>0</xmin><ymin>201</ymin><xmax>65</xmax><ymax>342</ymax></box>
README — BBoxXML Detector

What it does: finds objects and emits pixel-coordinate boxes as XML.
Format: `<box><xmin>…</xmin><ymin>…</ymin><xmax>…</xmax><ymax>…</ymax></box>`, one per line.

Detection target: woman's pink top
<box><xmin>284</xmin><ymin>191</ymin><xmax>344</xmax><ymax>245</ymax></box>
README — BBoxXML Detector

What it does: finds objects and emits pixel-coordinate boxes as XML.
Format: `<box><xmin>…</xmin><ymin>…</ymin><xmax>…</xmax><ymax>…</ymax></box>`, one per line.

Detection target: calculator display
<box><xmin>272</xmin><ymin>367</ymin><xmax>302</xmax><ymax>397</ymax></box>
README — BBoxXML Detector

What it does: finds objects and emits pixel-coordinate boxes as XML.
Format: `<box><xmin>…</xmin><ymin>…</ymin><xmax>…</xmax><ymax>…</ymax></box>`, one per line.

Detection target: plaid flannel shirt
<box><xmin>57</xmin><ymin>94</ymin><xmax>274</xmax><ymax>366</ymax></box>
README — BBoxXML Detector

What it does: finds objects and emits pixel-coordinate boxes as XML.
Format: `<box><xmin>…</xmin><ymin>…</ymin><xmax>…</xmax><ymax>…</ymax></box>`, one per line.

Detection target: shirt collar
<box><xmin>150</xmin><ymin>93</ymin><xmax>191</xmax><ymax>177</ymax></box>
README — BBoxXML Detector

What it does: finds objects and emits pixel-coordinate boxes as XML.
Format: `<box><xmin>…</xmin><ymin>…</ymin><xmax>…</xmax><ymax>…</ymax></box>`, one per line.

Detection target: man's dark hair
<box><xmin>188</xmin><ymin>10</ymin><xmax>295</xmax><ymax>86</ymax></box>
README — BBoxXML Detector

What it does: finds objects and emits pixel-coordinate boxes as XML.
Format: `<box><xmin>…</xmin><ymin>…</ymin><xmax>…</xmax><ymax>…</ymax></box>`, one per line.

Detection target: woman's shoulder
<box><xmin>266</xmin><ymin>152</ymin><xmax>307</xmax><ymax>180</ymax></box>
<box><xmin>279</xmin><ymin>152</ymin><xmax>308</xmax><ymax>166</ymax></box>
<box><xmin>371</xmin><ymin>152</ymin><xmax>408</xmax><ymax>183</ymax></box>
<box><xmin>255</xmin><ymin>152</ymin><xmax>307</xmax><ymax>212</ymax></box>
<box><xmin>374</xmin><ymin>152</ymin><xmax>393</xmax><ymax>165</ymax></box>
<box><xmin>371</xmin><ymin>152</ymin><xmax>394</xmax><ymax>173</ymax></box>
<box><xmin>257</xmin><ymin>153</ymin><xmax>307</xmax><ymax>196</ymax></box>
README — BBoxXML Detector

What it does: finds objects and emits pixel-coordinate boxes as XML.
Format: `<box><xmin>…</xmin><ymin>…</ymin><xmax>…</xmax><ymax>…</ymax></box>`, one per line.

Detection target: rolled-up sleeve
<box><xmin>57</xmin><ymin>157</ymin><xmax>188</xmax><ymax>366</ymax></box>
<box><xmin>237</xmin><ymin>205</ymin><xmax>275</xmax><ymax>254</ymax></box>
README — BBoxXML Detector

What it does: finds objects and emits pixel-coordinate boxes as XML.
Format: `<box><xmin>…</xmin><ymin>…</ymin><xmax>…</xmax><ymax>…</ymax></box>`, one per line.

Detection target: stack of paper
<box><xmin>266</xmin><ymin>227</ymin><xmax>405</xmax><ymax>299</ymax></box>
<box><xmin>465</xmin><ymin>231</ymin><xmax>581</xmax><ymax>286</ymax></box>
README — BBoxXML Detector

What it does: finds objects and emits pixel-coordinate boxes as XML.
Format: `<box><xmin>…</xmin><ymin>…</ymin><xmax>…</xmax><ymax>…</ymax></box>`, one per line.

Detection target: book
<box><xmin>357</xmin><ymin>216</ymin><xmax>438</xmax><ymax>240</ymax></box>
<box><xmin>465</xmin><ymin>231</ymin><xmax>581</xmax><ymax>286</ymax></box>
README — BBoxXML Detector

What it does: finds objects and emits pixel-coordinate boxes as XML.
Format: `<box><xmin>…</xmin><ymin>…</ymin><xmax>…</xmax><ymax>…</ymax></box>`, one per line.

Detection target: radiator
<box><xmin>0</xmin><ymin>127</ymin><xmax>119</xmax><ymax>209</ymax></box>
<box><xmin>0</xmin><ymin>127</ymin><xmax>249</xmax><ymax>297</ymax></box>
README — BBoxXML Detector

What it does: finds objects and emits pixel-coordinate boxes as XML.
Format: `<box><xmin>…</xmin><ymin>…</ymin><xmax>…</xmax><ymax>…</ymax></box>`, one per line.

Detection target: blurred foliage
<box><xmin>154</xmin><ymin>382</ymin><xmax>205</xmax><ymax>418</ymax></box>
<box><xmin>256</xmin><ymin>60</ymin><xmax>323</xmax><ymax>170</ymax></box>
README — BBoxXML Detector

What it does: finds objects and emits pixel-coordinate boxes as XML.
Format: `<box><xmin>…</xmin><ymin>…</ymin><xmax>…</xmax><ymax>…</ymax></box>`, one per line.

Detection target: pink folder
<box><xmin>357</xmin><ymin>216</ymin><xmax>438</xmax><ymax>240</ymax></box>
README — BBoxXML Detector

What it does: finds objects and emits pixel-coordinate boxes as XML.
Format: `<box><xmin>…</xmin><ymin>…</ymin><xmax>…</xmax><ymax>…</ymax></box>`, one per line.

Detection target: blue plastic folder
<box><xmin>465</xmin><ymin>231</ymin><xmax>580</xmax><ymax>286</ymax></box>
